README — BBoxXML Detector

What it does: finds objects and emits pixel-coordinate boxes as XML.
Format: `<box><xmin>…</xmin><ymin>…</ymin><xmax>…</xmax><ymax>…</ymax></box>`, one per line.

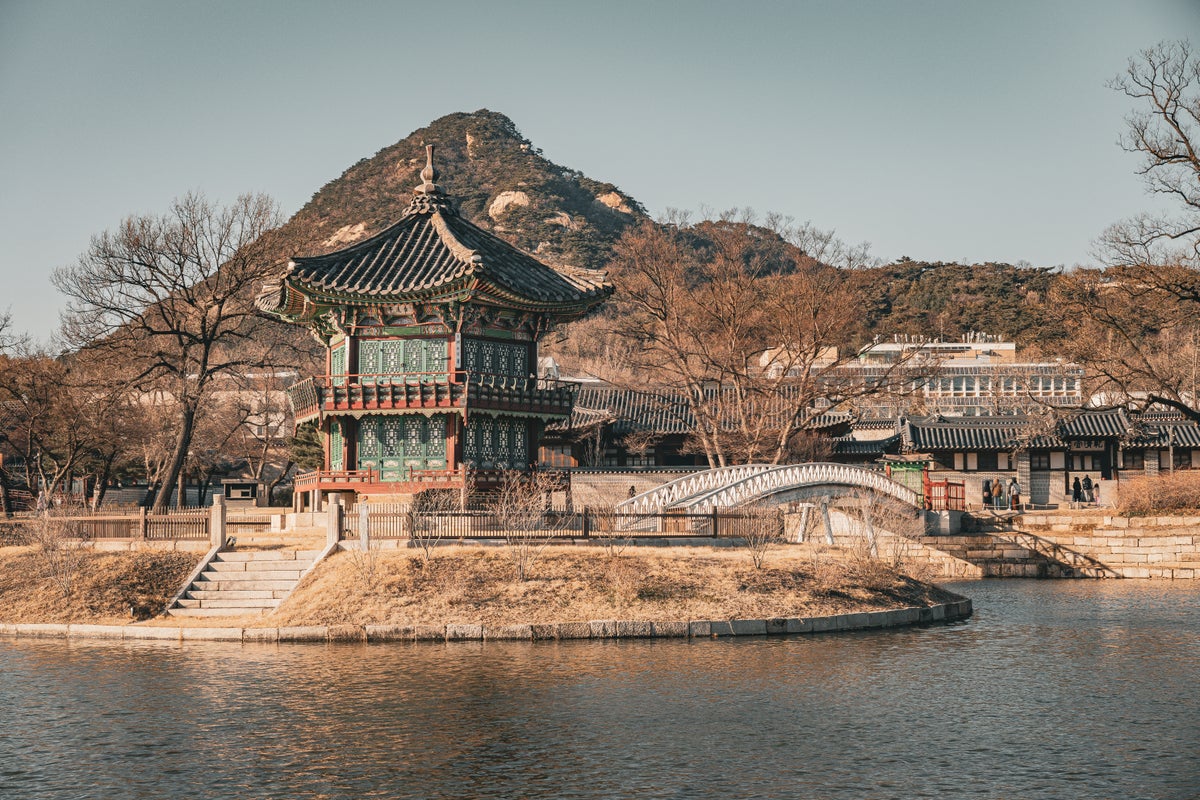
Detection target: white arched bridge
<box><xmin>616</xmin><ymin>463</ymin><xmax>923</xmax><ymax>515</ymax></box>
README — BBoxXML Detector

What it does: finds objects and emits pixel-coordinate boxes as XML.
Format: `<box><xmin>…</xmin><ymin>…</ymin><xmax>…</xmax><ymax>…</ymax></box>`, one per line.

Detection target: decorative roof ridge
<box><xmin>427</xmin><ymin>209</ymin><xmax>483</xmax><ymax>270</ymax></box>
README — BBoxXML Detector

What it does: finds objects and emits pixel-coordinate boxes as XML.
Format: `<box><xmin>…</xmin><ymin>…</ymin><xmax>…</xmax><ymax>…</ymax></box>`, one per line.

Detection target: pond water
<box><xmin>2</xmin><ymin>580</ymin><xmax>1198</xmax><ymax>799</ymax></box>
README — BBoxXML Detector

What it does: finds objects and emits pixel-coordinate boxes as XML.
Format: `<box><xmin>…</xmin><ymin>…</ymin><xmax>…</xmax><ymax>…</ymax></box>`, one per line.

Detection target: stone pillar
<box><xmin>359</xmin><ymin>502</ymin><xmax>370</xmax><ymax>551</ymax></box>
<box><xmin>326</xmin><ymin>499</ymin><xmax>341</xmax><ymax>547</ymax></box>
<box><xmin>137</xmin><ymin>507</ymin><xmax>147</xmax><ymax>541</ymax></box>
<box><xmin>1017</xmin><ymin>451</ymin><xmax>1032</xmax><ymax>509</ymax></box>
<box><xmin>210</xmin><ymin>495</ymin><xmax>227</xmax><ymax>549</ymax></box>
<box><xmin>820</xmin><ymin>495</ymin><xmax>834</xmax><ymax>545</ymax></box>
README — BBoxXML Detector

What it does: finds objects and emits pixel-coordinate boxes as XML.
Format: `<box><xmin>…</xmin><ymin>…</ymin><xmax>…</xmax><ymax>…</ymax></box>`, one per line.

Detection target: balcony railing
<box><xmin>292</xmin><ymin>466</ymin><xmax>572</xmax><ymax>495</ymax></box>
<box><xmin>294</xmin><ymin>469</ymin><xmax>378</xmax><ymax>492</ymax></box>
<box><xmin>286</xmin><ymin>372</ymin><xmax>577</xmax><ymax>422</ymax></box>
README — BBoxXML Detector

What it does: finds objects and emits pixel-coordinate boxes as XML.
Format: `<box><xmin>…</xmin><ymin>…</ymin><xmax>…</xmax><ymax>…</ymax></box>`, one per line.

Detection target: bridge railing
<box><xmin>621</xmin><ymin>462</ymin><xmax>923</xmax><ymax>514</ymax></box>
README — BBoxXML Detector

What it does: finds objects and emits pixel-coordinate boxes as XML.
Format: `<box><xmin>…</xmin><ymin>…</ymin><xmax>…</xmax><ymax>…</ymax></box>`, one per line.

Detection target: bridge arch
<box><xmin>618</xmin><ymin>462</ymin><xmax>922</xmax><ymax>514</ymax></box>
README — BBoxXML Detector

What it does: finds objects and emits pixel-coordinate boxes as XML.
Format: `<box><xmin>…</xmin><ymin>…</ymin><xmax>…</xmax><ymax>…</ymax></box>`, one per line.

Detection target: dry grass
<box><xmin>270</xmin><ymin>544</ymin><xmax>959</xmax><ymax>628</ymax></box>
<box><xmin>0</xmin><ymin>546</ymin><xmax>200</xmax><ymax>624</ymax></box>
<box><xmin>1116</xmin><ymin>471</ymin><xmax>1200</xmax><ymax>515</ymax></box>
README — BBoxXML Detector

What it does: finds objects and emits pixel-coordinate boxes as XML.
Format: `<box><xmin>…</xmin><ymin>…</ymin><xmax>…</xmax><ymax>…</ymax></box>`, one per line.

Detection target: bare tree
<box><xmin>607</xmin><ymin>211</ymin><xmax>920</xmax><ymax>466</ymax></box>
<box><xmin>1052</xmin><ymin>42</ymin><xmax>1200</xmax><ymax>421</ymax></box>
<box><xmin>490</xmin><ymin>471</ymin><xmax>569</xmax><ymax>581</ymax></box>
<box><xmin>1102</xmin><ymin>40</ymin><xmax>1200</xmax><ymax>267</ymax></box>
<box><xmin>53</xmin><ymin>193</ymin><xmax>288</xmax><ymax>512</ymax></box>
<box><xmin>737</xmin><ymin>504</ymin><xmax>784</xmax><ymax>570</ymax></box>
<box><xmin>26</xmin><ymin>513</ymin><xmax>93</xmax><ymax>599</ymax></box>
<box><xmin>0</xmin><ymin>310</ymin><xmax>20</xmax><ymax>351</ymax></box>
<box><xmin>0</xmin><ymin>347</ymin><xmax>90</xmax><ymax>500</ymax></box>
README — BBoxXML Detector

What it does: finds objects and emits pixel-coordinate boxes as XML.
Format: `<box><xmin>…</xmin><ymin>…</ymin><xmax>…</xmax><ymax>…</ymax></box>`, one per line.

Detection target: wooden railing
<box><xmin>341</xmin><ymin>505</ymin><xmax>780</xmax><ymax>541</ymax></box>
<box><xmin>293</xmin><ymin>469</ymin><xmax>378</xmax><ymax>491</ymax></box>
<box><xmin>0</xmin><ymin>508</ymin><xmax>209</xmax><ymax>541</ymax></box>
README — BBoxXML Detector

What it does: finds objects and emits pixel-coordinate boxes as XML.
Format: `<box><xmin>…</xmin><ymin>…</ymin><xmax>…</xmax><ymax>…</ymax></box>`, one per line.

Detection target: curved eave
<box><xmin>266</xmin><ymin>274</ymin><xmax>612</xmax><ymax>323</ymax></box>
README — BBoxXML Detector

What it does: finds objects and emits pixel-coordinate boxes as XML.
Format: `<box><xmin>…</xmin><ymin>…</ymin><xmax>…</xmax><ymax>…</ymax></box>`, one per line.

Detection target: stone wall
<box><xmin>1019</xmin><ymin>512</ymin><xmax>1200</xmax><ymax>579</ymax></box>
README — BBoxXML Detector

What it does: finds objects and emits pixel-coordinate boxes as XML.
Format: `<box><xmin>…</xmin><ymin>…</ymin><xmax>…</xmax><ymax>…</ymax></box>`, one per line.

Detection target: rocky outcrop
<box><xmin>488</xmin><ymin>190</ymin><xmax>531</xmax><ymax>218</ymax></box>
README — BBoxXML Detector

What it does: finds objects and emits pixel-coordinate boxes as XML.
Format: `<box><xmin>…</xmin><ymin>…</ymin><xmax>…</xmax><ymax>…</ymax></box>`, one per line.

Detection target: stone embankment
<box><xmin>896</xmin><ymin>511</ymin><xmax>1200</xmax><ymax>579</ymax></box>
<box><xmin>1018</xmin><ymin>513</ymin><xmax>1200</xmax><ymax>579</ymax></box>
<box><xmin>0</xmin><ymin>598</ymin><xmax>972</xmax><ymax>644</ymax></box>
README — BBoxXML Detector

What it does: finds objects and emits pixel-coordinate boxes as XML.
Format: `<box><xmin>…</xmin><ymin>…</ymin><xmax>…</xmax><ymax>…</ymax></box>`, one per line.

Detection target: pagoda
<box><xmin>257</xmin><ymin>146</ymin><xmax>613</xmax><ymax>508</ymax></box>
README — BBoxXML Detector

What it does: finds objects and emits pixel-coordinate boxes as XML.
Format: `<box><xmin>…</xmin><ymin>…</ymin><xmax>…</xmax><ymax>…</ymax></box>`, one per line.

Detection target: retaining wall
<box><xmin>1018</xmin><ymin>512</ymin><xmax>1200</xmax><ymax>579</ymax></box>
<box><xmin>0</xmin><ymin>598</ymin><xmax>972</xmax><ymax>644</ymax></box>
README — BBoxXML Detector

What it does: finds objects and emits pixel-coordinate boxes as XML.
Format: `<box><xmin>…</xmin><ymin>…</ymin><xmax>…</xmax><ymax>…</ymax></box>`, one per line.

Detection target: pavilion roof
<box><xmin>256</xmin><ymin>146</ymin><xmax>612</xmax><ymax>319</ymax></box>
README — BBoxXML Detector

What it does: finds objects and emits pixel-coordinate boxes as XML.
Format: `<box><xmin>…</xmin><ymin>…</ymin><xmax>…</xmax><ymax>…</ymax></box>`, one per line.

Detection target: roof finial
<box><xmin>418</xmin><ymin>144</ymin><xmax>440</xmax><ymax>194</ymax></box>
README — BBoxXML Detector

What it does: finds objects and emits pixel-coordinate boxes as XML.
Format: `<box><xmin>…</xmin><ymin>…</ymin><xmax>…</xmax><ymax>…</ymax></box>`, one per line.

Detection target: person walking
<box><xmin>1008</xmin><ymin>477</ymin><xmax>1021</xmax><ymax>511</ymax></box>
<box><xmin>1072</xmin><ymin>476</ymin><xmax>1082</xmax><ymax>507</ymax></box>
<box><xmin>982</xmin><ymin>478</ymin><xmax>992</xmax><ymax>510</ymax></box>
<box><xmin>1094</xmin><ymin>479</ymin><xmax>1102</xmax><ymax>506</ymax></box>
<box><xmin>1081</xmin><ymin>474</ymin><xmax>1094</xmax><ymax>504</ymax></box>
<box><xmin>993</xmin><ymin>480</ymin><xmax>1006</xmax><ymax>512</ymax></box>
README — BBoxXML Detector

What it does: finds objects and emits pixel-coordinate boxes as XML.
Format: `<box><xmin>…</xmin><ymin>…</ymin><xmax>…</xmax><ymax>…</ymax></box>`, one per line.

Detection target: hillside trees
<box><xmin>53</xmin><ymin>193</ymin><xmax>292</xmax><ymax>512</ymax></box>
<box><xmin>607</xmin><ymin>212</ymin><xmax>922</xmax><ymax>466</ymax></box>
<box><xmin>1052</xmin><ymin>41</ymin><xmax>1200</xmax><ymax>421</ymax></box>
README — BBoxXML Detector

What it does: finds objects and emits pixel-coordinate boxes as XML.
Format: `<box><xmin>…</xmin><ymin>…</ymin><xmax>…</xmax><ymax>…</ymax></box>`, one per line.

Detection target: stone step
<box><xmin>187</xmin><ymin>589</ymin><xmax>282</xmax><ymax>600</ymax></box>
<box><xmin>167</xmin><ymin>606</ymin><xmax>270</xmax><ymax>618</ymax></box>
<box><xmin>205</xmin><ymin>560</ymin><xmax>309</xmax><ymax>572</ymax></box>
<box><xmin>176</xmin><ymin>597</ymin><xmax>281</xmax><ymax>609</ymax></box>
<box><xmin>214</xmin><ymin>550</ymin><xmax>306</xmax><ymax>562</ymax></box>
<box><xmin>168</xmin><ymin>546</ymin><xmax>322</xmax><ymax>617</ymax></box>
<box><xmin>200</xmin><ymin>568</ymin><xmax>304</xmax><ymax>582</ymax></box>
<box><xmin>191</xmin><ymin>579</ymin><xmax>300</xmax><ymax>592</ymax></box>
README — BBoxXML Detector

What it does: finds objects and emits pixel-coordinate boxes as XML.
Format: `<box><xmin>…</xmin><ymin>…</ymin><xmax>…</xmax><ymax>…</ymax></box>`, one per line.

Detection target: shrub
<box><xmin>1116</xmin><ymin>471</ymin><xmax>1200</xmax><ymax>515</ymax></box>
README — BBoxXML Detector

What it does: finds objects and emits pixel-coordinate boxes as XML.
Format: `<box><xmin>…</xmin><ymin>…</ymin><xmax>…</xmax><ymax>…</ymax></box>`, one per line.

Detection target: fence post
<box><xmin>712</xmin><ymin>507</ymin><xmax>719</xmax><ymax>538</ymax></box>
<box><xmin>582</xmin><ymin>507</ymin><xmax>590</xmax><ymax>539</ymax></box>
<box><xmin>210</xmin><ymin>495</ymin><xmax>226</xmax><ymax>549</ymax></box>
<box><xmin>137</xmin><ymin>507</ymin><xmax>148</xmax><ymax>541</ymax></box>
<box><xmin>359</xmin><ymin>502</ymin><xmax>369</xmax><ymax>551</ymax></box>
<box><xmin>326</xmin><ymin>499</ymin><xmax>341</xmax><ymax>547</ymax></box>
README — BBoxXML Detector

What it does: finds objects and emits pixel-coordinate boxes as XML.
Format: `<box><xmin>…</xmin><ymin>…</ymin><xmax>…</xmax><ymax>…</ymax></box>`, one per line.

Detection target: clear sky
<box><xmin>2</xmin><ymin>0</ymin><xmax>1198</xmax><ymax>342</ymax></box>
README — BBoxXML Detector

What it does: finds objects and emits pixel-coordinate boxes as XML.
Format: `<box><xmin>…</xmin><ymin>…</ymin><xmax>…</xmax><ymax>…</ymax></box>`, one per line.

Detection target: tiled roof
<box><xmin>900</xmin><ymin>409</ymin><xmax>1200</xmax><ymax>452</ymax></box>
<box><xmin>1131</xmin><ymin>416</ymin><xmax>1200</xmax><ymax>448</ymax></box>
<box><xmin>832</xmin><ymin>435</ymin><xmax>901</xmax><ymax>456</ymax></box>
<box><xmin>257</xmin><ymin>146</ymin><xmax>612</xmax><ymax>316</ymax></box>
<box><xmin>904</xmin><ymin>416</ymin><xmax>1034</xmax><ymax>451</ymax></box>
<box><xmin>552</xmin><ymin>385</ymin><xmax>854</xmax><ymax>436</ymax></box>
<box><xmin>1057</xmin><ymin>409</ymin><xmax>1129</xmax><ymax>438</ymax></box>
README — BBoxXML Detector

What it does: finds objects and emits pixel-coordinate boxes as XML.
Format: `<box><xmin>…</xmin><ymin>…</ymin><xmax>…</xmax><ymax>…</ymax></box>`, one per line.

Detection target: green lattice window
<box><xmin>359</xmin><ymin>339</ymin><xmax>447</xmax><ymax>382</ymax></box>
<box><xmin>357</xmin><ymin>415</ymin><xmax>447</xmax><ymax>479</ymax></box>
<box><xmin>464</xmin><ymin>416</ymin><xmax>529</xmax><ymax>469</ymax></box>
<box><xmin>331</xmin><ymin>345</ymin><xmax>346</xmax><ymax>387</ymax></box>
<box><xmin>462</xmin><ymin>338</ymin><xmax>529</xmax><ymax>377</ymax></box>
<box><xmin>329</xmin><ymin>420</ymin><xmax>344</xmax><ymax>470</ymax></box>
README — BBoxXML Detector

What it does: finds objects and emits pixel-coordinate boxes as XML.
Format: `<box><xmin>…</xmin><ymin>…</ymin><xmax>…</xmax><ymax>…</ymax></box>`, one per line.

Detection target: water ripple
<box><xmin>2</xmin><ymin>581</ymin><xmax>1199</xmax><ymax>799</ymax></box>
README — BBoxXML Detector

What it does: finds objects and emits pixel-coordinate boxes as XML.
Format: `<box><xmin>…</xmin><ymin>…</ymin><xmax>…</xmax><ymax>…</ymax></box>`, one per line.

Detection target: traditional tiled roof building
<box><xmin>540</xmin><ymin>382</ymin><xmax>854</xmax><ymax>468</ymax></box>
<box><xmin>830</xmin><ymin>409</ymin><xmax>1200</xmax><ymax>507</ymax></box>
<box><xmin>257</xmin><ymin>146</ymin><xmax>612</xmax><ymax>506</ymax></box>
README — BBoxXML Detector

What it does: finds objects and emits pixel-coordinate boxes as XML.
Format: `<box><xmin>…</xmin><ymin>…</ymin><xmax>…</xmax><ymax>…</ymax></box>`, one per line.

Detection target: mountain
<box><xmin>269</xmin><ymin>110</ymin><xmax>647</xmax><ymax>272</ymax></box>
<box><xmin>858</xmin><ymin>261</ymin><xmax>1067</xmax><ymax>350</ymax></box>
<box><xmin>256</xmin><ymin>110</ymin><xmax>1066</xmax><ymax>370</ymax></box>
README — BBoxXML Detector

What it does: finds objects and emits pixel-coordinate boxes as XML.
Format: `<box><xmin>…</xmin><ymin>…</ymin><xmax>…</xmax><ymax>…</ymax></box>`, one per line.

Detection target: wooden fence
<box><xmin>342</xmin><ymin>505</ymin><xmax>782</xmax><ymax>542</ymax></box>
<box><xmin>0</xmin><ymin>508</ymin><xmax>210</xmax><ymax>541</ymax></box>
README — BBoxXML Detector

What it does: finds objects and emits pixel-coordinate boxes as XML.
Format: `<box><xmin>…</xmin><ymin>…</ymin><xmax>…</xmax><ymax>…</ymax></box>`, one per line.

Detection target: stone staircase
<box><xmin>927</xmin><ymin>513</ymin><xmax>1122</xmax><ymax>578</ymax></box>
<box><xmin>167</xmin><ymin>548</ymin><xmax>324</xmax><ymax>617</ymax></box>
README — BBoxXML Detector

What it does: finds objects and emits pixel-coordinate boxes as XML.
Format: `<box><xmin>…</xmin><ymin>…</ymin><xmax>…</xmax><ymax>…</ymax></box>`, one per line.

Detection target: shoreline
<box><xmin>0</xmin><ymin>596</ymin><xmax>973</xmax><ymax>644</ymax></box>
